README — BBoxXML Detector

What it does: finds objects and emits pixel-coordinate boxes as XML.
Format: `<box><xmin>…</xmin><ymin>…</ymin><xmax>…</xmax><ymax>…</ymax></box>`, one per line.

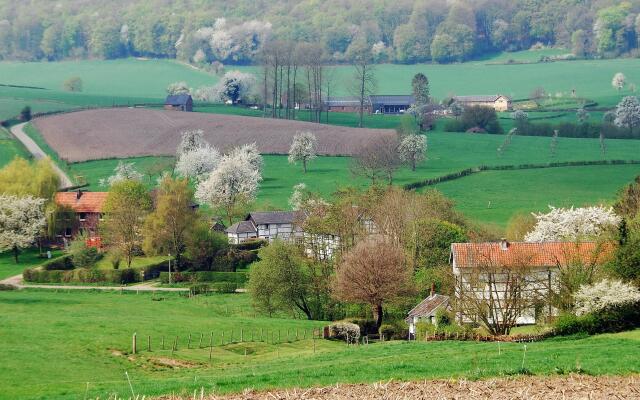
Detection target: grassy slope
<box><xmin>0</xmin><ymin>127</ymin><xmax>30</xmax><ymax>168</ymax></box>
<box><xmin>432</xmin><ymin>164</ymin><xmax>640</xmax><ymax>226</ymax></box>
<box><xmin>0</xmin><ymin>290</ymin><xmax>638</xmax><ymax>399</ymax></box>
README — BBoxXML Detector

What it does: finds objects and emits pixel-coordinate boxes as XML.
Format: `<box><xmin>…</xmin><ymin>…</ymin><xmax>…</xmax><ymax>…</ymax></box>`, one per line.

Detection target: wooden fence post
<box><xmin>221</xmin><ymin>331</ymin><xmax>225</xmax><ymax>345</ymax></box>
<box><xmin>162</xmin><ymin>335</ymin><xmax>165</xmax><ymax>350</ymax></box>
<box><xmin>187</xmin><ymin>333</ymin><xmax>192</xmax><ymax>349</ymax></box>
<box><xmin>198</xmin><ymin>333</ymin><xmax>203</xmax><ymax>348</ymax></box>
<box><xmin>147</xmin><ymin>335</ymin><xmax>151</xmax><ymax>352</ymax></box>
<box><xmin>209</xmin><ymin>332</ymin><xmax>213</xmax><ymax>348</ymax></box>
<box><xmin>132</xmin><ymin>333</ymin><xmax>137</xmax><ymax>354</ymax></box>
<box><xmin>240</xmin><ymin>329</ymin><xmax>244</xmax><ymax>343</ymax></box>
<box><xmin>209</xmin><ymin>344</ymin><xmax>213</xmax><ymax>361</ymax></box>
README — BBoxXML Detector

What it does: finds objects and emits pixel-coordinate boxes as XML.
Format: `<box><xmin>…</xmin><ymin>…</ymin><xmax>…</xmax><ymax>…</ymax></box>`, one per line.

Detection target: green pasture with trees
<box><xmin>0</xmin><ymin>289</ymin><xmax>638</xmax><ymax>400</ymax></box>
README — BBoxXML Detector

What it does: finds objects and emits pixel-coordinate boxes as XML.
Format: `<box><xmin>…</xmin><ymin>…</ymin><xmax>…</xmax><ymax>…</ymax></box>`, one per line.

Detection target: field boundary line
<box><xmin>404</xmin><ymin>159</ymin><xmax>640</xmax><ymax>190</ymax></box>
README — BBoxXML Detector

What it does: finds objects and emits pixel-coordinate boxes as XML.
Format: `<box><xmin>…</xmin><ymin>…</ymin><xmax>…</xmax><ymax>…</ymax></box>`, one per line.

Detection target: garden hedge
<box><xmin>23</xmin><ymin>267</ymin><xmax>139</xmax><ymax>284</ymax></box>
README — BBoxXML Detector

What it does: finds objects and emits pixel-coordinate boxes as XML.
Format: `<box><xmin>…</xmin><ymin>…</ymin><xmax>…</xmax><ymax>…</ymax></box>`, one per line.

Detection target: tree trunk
<box><xmin>303</xmin><ymin>158</ymin><xmax>307</xmax><ymax>173</ymax></box>
<box><xmin>373</xmin><ymin>303</ymin><xmax>383</xmax><ymax>329</ymax></box>
<box><xmin>13</xmin><ymin>245</ymin><xmax>19</xmax><ymax>263</ymax></box>
<box><xmin>412</xmin><ymin>158</ymin><xmax>416</xmax><ymax>171</ymax></box>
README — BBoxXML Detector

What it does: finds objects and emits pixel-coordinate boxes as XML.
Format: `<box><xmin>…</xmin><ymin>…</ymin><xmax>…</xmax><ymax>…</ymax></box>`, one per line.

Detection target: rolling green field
<box><xmin>64</xmin><ymin>130</ymin><xmax>640</xmax><ymax>226</ymax></box>
<box><xmin>0</xmin><ymin>289</ymin><xmax>638</xmax><ymax>400</ymax></box>
<box><xmin>0</xmin><ymin>127</ymin><xmax>29</xmax><ymax>168</ymax></box>
<box><xmin>0</xmin><ymin>52</ymin><xmax>638</xmax><ymax>122</ymax></box>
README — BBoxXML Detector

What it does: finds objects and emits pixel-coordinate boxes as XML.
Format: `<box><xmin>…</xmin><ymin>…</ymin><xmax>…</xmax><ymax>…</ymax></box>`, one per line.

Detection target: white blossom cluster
<box><xmin>288</xmin><ymin>132</ymin><xmax>317</xmax><ymax>166</ymax></box>
<box><xmin>524</xmin><ymin>206</ymin><xmax>621</xmax><ymax>242</ymax></box>
<box><xmin>195</xmin><ymin>71</ymin><xmax>256</xmax><ymax>103</ymax></box>
<box><xmin>100</xmin><ymin>161</ymin><xmax>144</xmax><ymax>187</ymax></box>
<box><xmin>195</xmin><ymin>153</ymin><xmax>261</xmax><ymax>210</ymax></box>
<box><xmin>175</xmin><ymin>130</ymin><xmax>221</xmax><ymax>182</ymax></box>
<box><xmin>166</xmin><ymin>81</ymin><xmax>190</xmax><ymax>95</ymax></box>
<box><xmin>0</xmin><ymin>195</ymin><xmax>46</xmax><ymax>252</ymax></box>
<box><xmin>398</xmin><ymin>134</ymin><xmax>427</xmax><ymax>165</ymax></box>
<box><xmin>574</xmin><ymin>279</ymin><xmax>640</xmax><ymax>316</ymax></box>
<box><xmin>193</xmin><ymin>18</ymin><xmax>271</xmax><ymax>63</ymax></box>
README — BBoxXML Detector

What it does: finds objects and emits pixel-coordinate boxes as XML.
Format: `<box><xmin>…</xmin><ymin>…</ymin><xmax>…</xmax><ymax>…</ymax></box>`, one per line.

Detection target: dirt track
<box><xmin>33</xmin><ymin>108</ymin><xmax>395</xmax><ymax>162</ymax></box>
<box><xmin>155</xmin><ymin>375</ymin><xmax>639</xmax><ymax>399</ymax></box>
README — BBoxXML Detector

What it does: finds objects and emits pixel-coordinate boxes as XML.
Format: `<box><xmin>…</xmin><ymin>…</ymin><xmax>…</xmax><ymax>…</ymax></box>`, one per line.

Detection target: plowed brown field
<box><xmin>155</xmin><ymin>375</ymin><xmax>639</xmax><ymax>400</ymax></box>
<box><xmin>33</xmin><ymin>108</ymin><xmax>395</xmax><ymax>162</ymax></box>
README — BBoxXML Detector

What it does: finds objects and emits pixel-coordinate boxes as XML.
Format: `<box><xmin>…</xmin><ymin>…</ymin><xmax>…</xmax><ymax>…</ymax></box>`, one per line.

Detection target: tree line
<box><xmin>1</xmin><ymin>0</ymin><xmax>640</xmax><ymax>64</ymax></box>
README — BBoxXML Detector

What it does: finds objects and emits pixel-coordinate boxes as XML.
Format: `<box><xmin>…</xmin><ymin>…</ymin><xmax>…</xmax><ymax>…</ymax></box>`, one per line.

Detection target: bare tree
<box><xmin>352</xmin><ymin>136</ymin><xmax>401</xmax><ymax>185</ymax></box>
<box><xmin>454</xmin><ymin>247</ymin><xmax>550</xmax><ymax>335</ymax></box>
<box><xmin>349</xmin><ymin>40</ymin><xmax>376</xmax><ymax>128</ymax></box>
<box><xmin>333</xmin><ymin>237</ymin><xmax>412</xmax><ymax>329</ymax></box>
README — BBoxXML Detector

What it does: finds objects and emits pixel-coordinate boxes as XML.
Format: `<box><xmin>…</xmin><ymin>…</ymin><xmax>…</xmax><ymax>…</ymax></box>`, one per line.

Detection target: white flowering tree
<box><xmin>289</xmin><ymin>183</ymin><xmax>307</xmax><ymax>210</ymax></box>
<box><xmin>175</xmin><ymin>145</ymin><xmax>220</xmax><ymax>182</ymax></box>
<box><xmin>229</xmin><ymin>142</ymin><xmax>262</xmax><ymax>172</ymax></box>
<box><xmin>177</xmin><ymin>129</ymin><xmax>207</xmax><ymax>156</ymax></box>
<box><xmin>398</xmin><ymin>134</ymin><xmax>427</xmax><ymax>171</ymax></box>
<box><xmin>100</xmin><ymin>161</ymin><xmax>144</xmax><ymax>187</ymax></box>
<box><xmin>0</xmin><ymin>195</ymin><xmax>46</xmax><ymax>262</ymax></box>
<box><xmin>288</xmin><ymin>132</ymin><xmax>317</xmax><ymax>173</ymax></box>
<box><xmin>612</xmin><ymin>72</ymin><xmax>626</xmax><ymax>92</ymax></box>
<box><xmin>525</xmin><ymin>206</ymin><xmax>621</xmax><ymax>242</ymax></box>
<box><xmin>213</xmin><ymin>70</ymin><xmax>257</xmax><ymax>104</ymax></box>
<box><xmin>576</xmin><ymin>107</ymin><xmax>590</xmax><ymax>124</ymax></box>
<box><xmin>167</xmin><ymin>81</ymin><xmax>190</xmax><ymax>95</ymax></box>
<box><xmin>195</xmin><ymin>155</ymin><xmax>261</xmax><ymax>225</ymax></box>
<box><xmin>614</xmin><ymin>96</ymin><xmax>640</xmax><ymax>134</ymax></box>
<box><xmin>574</xmin><ymin>279</ymin><xmax>640</xmax><ymax>316</ymax></box>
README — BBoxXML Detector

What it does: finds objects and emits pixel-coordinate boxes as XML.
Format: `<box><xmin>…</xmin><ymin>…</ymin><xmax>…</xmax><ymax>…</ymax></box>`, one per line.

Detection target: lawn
<box><xmin>0</xmin><ymin>132</ymin><xmax>29</xmax><ymax>168</ymax></box>
<box><xmin>94</xmin><ymin>255</ymin><xmax>172</xmax><ymax>270</ymax></box>
<box><xmin>0</xmin><ymin>248</ymin><xmax>63</xmax><ymax>280</ymax></box>
<box><xmin>0</xmin><ymin>289</ymin><xmax>638</xmax><ymax>399</ymax></box>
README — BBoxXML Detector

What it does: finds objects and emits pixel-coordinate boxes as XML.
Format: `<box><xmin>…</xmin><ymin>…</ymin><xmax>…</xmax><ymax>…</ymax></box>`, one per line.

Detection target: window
<box><xmin>99</xmin><ymin>213</ymin><xmax>104</xmax><ymax>221</ymax></box>
<box><xmin>79</xmin><ymin>212</ymin><xmax>87</xmax><ymax>221</ymax></box>
<box><xmin>64</xmin><ymin>227</ymin><xmax>72</xmax><ymax>237</ymax></box>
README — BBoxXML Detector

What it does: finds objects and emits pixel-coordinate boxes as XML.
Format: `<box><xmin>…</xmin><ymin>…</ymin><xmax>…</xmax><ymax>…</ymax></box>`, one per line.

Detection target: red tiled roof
<box><xmin>451</xmin><ymin>241</ymin><xmax>614</xmax><ymax>268</ymax></box>
<box><xmin>55</xmin><ymin>192</ymin><xmax>108</xmax><ymax>213</ymax></box>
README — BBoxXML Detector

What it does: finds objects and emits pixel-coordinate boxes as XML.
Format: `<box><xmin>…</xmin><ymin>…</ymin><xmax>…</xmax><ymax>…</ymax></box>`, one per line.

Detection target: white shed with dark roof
<box><xmin>224</xmin><ymin>211</ymin><xmax>302</xmax><ymax>244</ymax></box>
<box><xmin>406</xmin><ymin>291</ymin><xmax>450</xmax><ymax>335</ymax></box>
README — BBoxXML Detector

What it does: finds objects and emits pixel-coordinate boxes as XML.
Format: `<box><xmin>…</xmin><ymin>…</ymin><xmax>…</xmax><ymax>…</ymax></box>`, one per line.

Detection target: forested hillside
<box><xmin>0</xmin><ymin>0</ymin><xmax>638</xmax><ymax>64</ymax></box>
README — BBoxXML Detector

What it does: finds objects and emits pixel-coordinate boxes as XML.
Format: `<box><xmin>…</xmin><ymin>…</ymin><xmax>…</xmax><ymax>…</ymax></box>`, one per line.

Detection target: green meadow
<box><xmin>0</xmin><ymin>290</ymin><xmax>638</xmax><ymax>400</ymax></box>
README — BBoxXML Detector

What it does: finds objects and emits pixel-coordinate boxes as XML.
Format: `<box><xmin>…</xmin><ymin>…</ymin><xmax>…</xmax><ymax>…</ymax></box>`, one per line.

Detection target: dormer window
<box><xmin>79</xmin><ymin>212</ymin><xmax>87</xmax><ymax>222</ymax></box>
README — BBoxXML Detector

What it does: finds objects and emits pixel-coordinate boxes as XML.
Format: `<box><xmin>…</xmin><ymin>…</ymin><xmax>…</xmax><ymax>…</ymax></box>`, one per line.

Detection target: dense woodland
<box><xmin>0</xmin><ymin>0</ymin><xmax>639</xmax><ymax>64</ymax></box>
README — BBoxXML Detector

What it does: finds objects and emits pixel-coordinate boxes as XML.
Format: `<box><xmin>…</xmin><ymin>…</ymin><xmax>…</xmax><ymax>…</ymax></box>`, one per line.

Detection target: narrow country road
<box><xmin>0</xmin><ymin>273</ymin><xmax>189</xmax><ymax>292</ymax></box>
<box><xmin>10</xmin><ymin>122</ymin><xmax>73</xmax><ymax>188</ymax></box>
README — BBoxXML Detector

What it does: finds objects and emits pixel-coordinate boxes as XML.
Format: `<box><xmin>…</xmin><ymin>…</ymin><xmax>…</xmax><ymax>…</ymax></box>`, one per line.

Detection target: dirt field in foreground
<box><xmin>155</xmin><ymin>375</ymin><xmax>639</xmax><ymax>400</ymax></box>
<box><xmin>33</xmin><ymin>108</ymin><xmax>395</xmax><ymax>162</ymax></box>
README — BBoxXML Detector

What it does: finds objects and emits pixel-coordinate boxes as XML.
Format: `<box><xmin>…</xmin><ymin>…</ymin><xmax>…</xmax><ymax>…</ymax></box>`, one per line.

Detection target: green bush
<box><xmin>41</xmin><ymin>255</ymin><xmax>74</xmax><ymax>270</ymax></box>
<box><xmin>379</xmin><ymin>324</ymin><xmax>397</xmax><ymax>340</ymax></box>
<box><xmin>72</xmin><ymin>247</ymin><xmax>102</xmax><ymax>268</ymax></box>
<box><xmin>435</xmin><ymin>309</ymin><xmax>453</xmax><ymax>326</ymax></box>
<box><xmin>211</xmin><ymin>282</ymin><xmax>237</xmax><ymax>293</ymax></box>
<box><xmin>554</xmin><ymin>302</ymin><xmax>640</xmax><ymax>336</ymax></box>
<box><xmin>189</xmin><ymin>283</ymin><xmax>210</xmax><ymax>295</ymax></box>
<box><xmin>348</xmin><ymin>318</ymin><xmax>378</xmax><ymax>336</ymax></box>
<box><xmin>233</xmin><ymin>239</ymin><xmax>267</xmax><ymax>251</ymax></box>
<box><xmin>379</xmin><ymin>321</ymin><xmax>409</xmax><ymax>340</ymax></box>
<box><xmin>159</xmin><ymin>271</ymin><xmax>247</xmax><ymax>286</ymax></box>
<box><xmin>22</xmin><ymin>267</ymin><xmax>140</xmax><ymax>284</ymax></box>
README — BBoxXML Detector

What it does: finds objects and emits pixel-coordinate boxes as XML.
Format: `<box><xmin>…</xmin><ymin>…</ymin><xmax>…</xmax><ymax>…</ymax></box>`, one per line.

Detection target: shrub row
<box><xmin>23</xmin><ymin>267</ymin><xmax>139</xmax><ymax>284</ymax></box>
<box><xmin>232</xmin><ymin>239</ymin><xmax>267</xmax><ymax>251</ymax></box>
<box><xmin>159</xmin><ymin>271</ymin><xmax>247</xmax><ymax>286</ymax></box>
<box><xmin>188</xmin><ymin>282</ymin><xmax>238</xmax><ymax>295</ymax></box>
<box><xmin>404</xmin><ymin>159</ymin><xmax>640</xmax><ymax>190</ymax></box>
<box><xmin>516</xmin><ymin>121</ymin><xmax>638</xmax><ymax>139</ymax></box>
<box><xmin>554</xmin><ymin>302</ymin><xmax>640</xmax><ymax>336</ymax></box>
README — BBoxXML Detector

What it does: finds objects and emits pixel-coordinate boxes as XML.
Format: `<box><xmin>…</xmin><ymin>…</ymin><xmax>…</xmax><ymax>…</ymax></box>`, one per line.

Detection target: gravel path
<box><xmin>10</xmin><ymin>122</ymin><xmax>73</xmax><ymax>188</ymax></box>
<box><xmin>0</xmin><ymin>273</ymin><xmax>188</xmax><ymax>292</ymax></box>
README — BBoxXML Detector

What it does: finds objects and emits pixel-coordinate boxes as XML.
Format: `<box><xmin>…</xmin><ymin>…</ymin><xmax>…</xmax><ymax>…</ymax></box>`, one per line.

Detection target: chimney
<box><xmin>76</xmin><ymin>190</ymin><xmax>83</xmax><ymax>200</ymax></box>
<box><xmin>500</xmin><ymin>238</ymin><xmax>509</xmax><ymax>251</ymax></box>
<box><xmin>430</xmin><ymin>282</ymin><xmax>435</xmax><ymax>297</ymax></box>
